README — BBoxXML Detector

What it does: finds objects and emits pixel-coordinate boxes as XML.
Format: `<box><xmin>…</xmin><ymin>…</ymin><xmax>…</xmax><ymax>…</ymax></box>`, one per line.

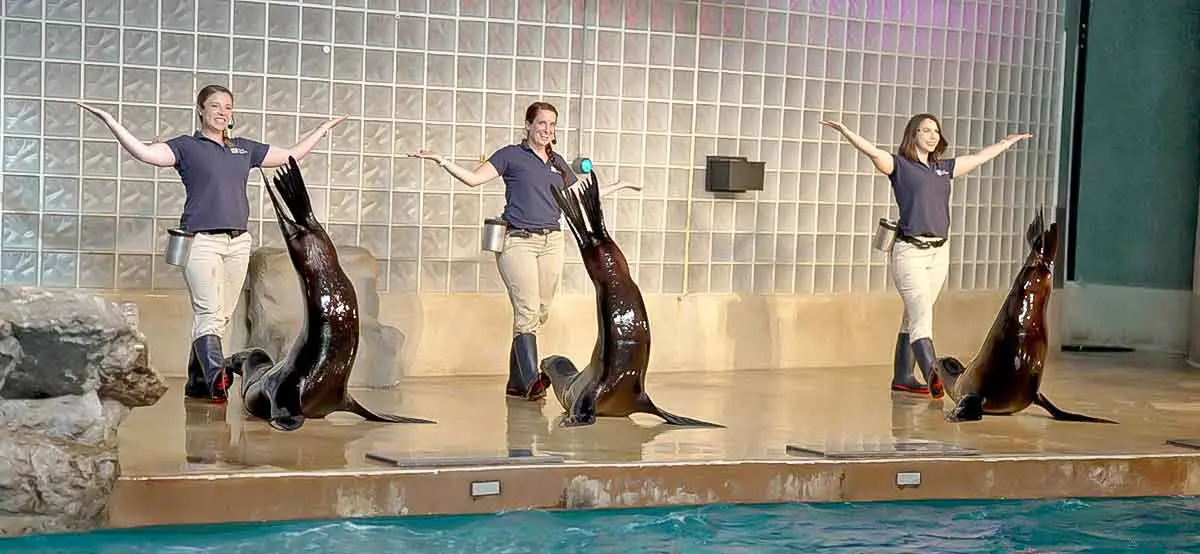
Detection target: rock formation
<box><xmin>0</xmin><ymin>287</ymin><xmax>167</xmax><ymax>537</ymax></box>
<box><xmin>241</xmin><ymin>246</ymin><xmax>405</xmax><ymax>388</ymax></box>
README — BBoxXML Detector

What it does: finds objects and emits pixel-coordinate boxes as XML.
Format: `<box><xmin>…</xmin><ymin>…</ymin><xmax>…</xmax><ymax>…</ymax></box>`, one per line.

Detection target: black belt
<box><xmin>195</xmin><ymin>229</ymin><xmax>246</xmax><ymax>238</ymax></box>
<box><xmin>507</xmin><ymin>227</ymin><xmax>559</xmax><ymax>237</ymax></box>
<box><xmin>897</xmin><ymin>234</ymin><xmax>946</xmax><ymax>249</ymax></box>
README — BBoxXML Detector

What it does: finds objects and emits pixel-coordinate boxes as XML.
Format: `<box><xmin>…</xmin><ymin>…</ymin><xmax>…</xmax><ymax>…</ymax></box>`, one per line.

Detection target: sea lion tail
<box><xmin>1034</xmin><ymin>392</ymin><xmax>1118</xmax><ymax>424</ymax></box>
<box><xmin>343</xmin><ymin>394</ymin><xmax>437</xmax><ymax>424</ymax></box>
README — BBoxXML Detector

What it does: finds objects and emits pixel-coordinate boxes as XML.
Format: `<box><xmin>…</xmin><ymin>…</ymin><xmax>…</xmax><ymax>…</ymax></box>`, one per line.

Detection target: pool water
<box><xmin>4</xmin><ymin>497</ymin><xmax>1198</xmax><ymax>553</ymax></box>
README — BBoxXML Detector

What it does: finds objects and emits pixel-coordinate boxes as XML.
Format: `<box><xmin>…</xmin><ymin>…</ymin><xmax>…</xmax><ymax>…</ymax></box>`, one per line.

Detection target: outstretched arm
<box><xmin>77</xmin><ymin>101</ymin><xmax>176</xmax><ymax>168</ymax></box>
<box><xmin>820</xmin><ymin>119</ymin><xmax>894</xmax><ymax>175</ymax></box>
<box><xmin>408</xmin><ymin>149</ymin><xmax>501</xmax><ymax>187</ymax></box>
<box><xmin>952</xmin><ymin>133</ymin><xmax>1033</xmax><ymax>177</ymax></box>
<box><xmin>261</xmin><ymin>115</ymin><xmax>348</xmax><ymax>168</ymax></box>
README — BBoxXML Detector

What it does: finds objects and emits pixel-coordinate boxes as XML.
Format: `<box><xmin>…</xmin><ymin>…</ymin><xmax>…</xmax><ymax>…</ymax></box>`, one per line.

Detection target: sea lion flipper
<box><xmin>342</xmin><ymin>394</ymin><xmax>437</xmax><ymax>424</ymax></box>
<box><xmin>269</xmin><ymin>414</ymin><xmax>305</xmax><ymax>432</ymax></box>
<box><xmin>946</xmin><ymin>394</ymin><xmax>985</xmax><ymax>422</ymax></box>
<box><xmin>262</xmin><ymin>156</ymin><xmax>316</xmax><ymax>238</ymax></box>
<box><xmin>651</xmin><ymin>409</ymin><xmax>725</xmax><ymax>428</ymax></box>
<box><xmin>550</xmin><ymin>169</ymin><xmax>610</xmax><ymax>249</ymax></box>
<box><xmin>575</xmin><ymin>169</ymin><xmax>609</xmax><ymax>240</ymax></box>
<box><xmin>640</xmin><ymin>396</ymin><xmax>724</xmax><ymax>428</ymax></box>
<box><xmin>559</xmin><ymin>393</ymin><xmax>597</xmax><ymax>427</ymax></box>
<box><xmin>1033</xmin><ymin>393</ymin><xmax>1118</xmax><ymax>424</ymax></box>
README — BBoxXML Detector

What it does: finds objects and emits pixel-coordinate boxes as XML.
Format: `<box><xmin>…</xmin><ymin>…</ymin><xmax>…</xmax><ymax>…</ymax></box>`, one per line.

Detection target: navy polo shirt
<box><xmin>165</xmin><ymin>132</ymin><xmax>270</xmax><ymax>232</ymax></box>
<box><xmin>488</xmin><ymin>142</ymin><xmax>578</xmax><ymax>230</ymax></box>
<box><xmin>888</xmin><ymin>153</ymin><xmax>957</xmax><ymax>238</ymax></box>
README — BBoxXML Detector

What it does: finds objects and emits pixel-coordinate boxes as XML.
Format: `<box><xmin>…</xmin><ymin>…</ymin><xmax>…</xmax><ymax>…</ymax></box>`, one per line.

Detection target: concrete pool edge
<box><xmin>107</xmin><ymin>451</ymin><xmax>1200</xmax><ymax>529</ymax></box>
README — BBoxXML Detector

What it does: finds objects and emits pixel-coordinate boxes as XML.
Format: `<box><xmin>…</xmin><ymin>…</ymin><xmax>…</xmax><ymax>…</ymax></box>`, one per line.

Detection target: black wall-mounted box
<box><xmin>704</xmin><ymin>155</ymin><xmax>765</xmax><ymax>193</ymax></box>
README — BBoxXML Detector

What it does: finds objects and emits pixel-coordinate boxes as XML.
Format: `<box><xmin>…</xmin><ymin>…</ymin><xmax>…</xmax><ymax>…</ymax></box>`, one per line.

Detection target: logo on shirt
<box><xmin>934</xmin><ymin>168</ymin><xmax>950</xmax><ymax>177</ymax></box>
<box><xmin>229</xmin><ymin>146</ymin><xmax>249</xmax><ymax>155</ymax></box>
<box><xmin>549</xmin><ymin>165</ymin><xmax>561</xmax><ymax>174</ymax></box>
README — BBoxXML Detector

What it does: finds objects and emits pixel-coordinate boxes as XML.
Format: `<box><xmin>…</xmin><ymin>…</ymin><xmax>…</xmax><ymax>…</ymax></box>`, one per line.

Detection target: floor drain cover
<box><xmin>365</xmin><ymin>452</ymin><xmax>566</xmax><ymax>468</ymax></box>
<box><xmin>786</xmin><ymin>438</ymin><xmax>980</xmax><ymax>459</ymax></box>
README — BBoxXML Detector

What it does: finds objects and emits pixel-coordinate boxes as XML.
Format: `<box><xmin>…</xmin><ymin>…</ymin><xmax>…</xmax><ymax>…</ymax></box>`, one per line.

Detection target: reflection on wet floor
<box><xmin>117</xmin><ymin>351</ymin><xmax>1200</xmax><ymax>476</ymax></box>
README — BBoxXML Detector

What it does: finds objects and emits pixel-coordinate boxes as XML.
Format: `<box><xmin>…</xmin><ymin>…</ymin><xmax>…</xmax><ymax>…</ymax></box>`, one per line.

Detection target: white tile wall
<box><xmin>0</xmin><ymin>0</ymin><xmax>1064</xmax><ymax>294</ymax></box>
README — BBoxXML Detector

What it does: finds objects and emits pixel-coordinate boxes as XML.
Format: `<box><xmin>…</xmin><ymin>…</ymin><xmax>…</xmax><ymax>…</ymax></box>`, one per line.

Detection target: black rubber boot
<box><xmin>890</xmin><ymin>333</ymin><xmax>929</xmax><ymax>394</ymax></box>
<box><xmin>190</xmin><ymin>335</ymin><xmax>232</xmax><ymax>403</ymax></box>
<box><xmin>183</xmin><ymin>348</ymin><xmax>209</xmax><ymax>399</ymax></box>
<box><xmin>506</xmin><ymin>333</ymin><xmax>547</xmax><ymax>400</ymax></box>
<box><xmin>911</xmin><ymin>337</ymin><xmax>945</xmax><ymax>399</ymax></box>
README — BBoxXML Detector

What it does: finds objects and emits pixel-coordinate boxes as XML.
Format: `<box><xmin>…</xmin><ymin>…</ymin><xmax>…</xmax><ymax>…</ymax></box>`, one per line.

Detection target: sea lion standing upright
<box><xmin>934</xmin><ymin>210</ymin><xmax>1117</xmax><ymax>424</ymax></box>
<box><xmin>225</xmin><ymin>156</ymin><xmax>435</xmax><ymax>431</ymax></box>
<box><xmin>537</xmin><ymin>169</ymin><xmax>722</xmax><ymax>428</ymax></box>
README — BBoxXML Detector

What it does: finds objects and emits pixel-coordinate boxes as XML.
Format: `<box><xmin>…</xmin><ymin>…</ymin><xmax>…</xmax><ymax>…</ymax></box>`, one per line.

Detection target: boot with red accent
<box><xmin>183</xmin><ymin>346</ymin><xmax>208</xmax><ymax>399</ymax></box>
<box><xmin>505</xmin><ymin>333</ymin><xmax>548</xmax><ymax>401</ymax></box>
<box><xmin>911</xmin><ymin>337</ymin><xmax>945</xmax><ymax>399</ymax></box>
<box><xmin>889</xmin><ymin>332</ymin><xmax>929</xmax><ymax>394</ymax></box>
<box><xmin>188</xmin><ymin>335</ymin><xmax>232</xmax><ymax>403</ymax></box>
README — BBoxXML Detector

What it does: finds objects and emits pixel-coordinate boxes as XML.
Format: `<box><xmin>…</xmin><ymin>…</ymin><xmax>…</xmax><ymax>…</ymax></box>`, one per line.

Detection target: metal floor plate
<box><xmin>1166</xmin><ymin>438</ymin><xmax>1200</xmax><ymax>450</ymax></box>
<box><xmin>365</xmin><ymin>450</ymin><xmax>566</xmax><ymax>468</ymax></box>
<box><xmin>786</xmin><ymin>438</ymin><xmax>981</xmax><ymax>459</ymax></box>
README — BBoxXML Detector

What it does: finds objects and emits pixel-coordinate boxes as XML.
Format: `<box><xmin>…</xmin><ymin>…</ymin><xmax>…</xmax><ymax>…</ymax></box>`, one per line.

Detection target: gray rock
<box><xmin>0</xmin><ymin>393</ymin><xmax>111</xmax><ymax>447</ymax></box>
<box><xmin>0</xmin><ymin>321</ymin><xmax>20</xmax><ymax>393</ymax></box>
<box><xmin>0</xmin><ymin>393</ymin><xmax>121</xmax><ymax>537</ymax></box>
<box><xmin>0</xmin><ymin>287</ymin><xmax>167</xmax><ymax>405</ymax></box>
<box><xmin>0</xmin><ymin>287</ymin><xmax>166</xmax><ymax>537</ymax></box>
<box><xmin>243</xmin><ymin>246</ymin><xmax>405</xmax><ymax>388</ymax></box>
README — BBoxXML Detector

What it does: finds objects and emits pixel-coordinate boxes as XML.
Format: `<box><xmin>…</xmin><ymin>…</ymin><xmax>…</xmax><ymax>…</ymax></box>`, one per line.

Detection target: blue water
<box><xmin>4</xmin><ymin>497</ymin><xmax>1198</xmax><ymax>553</ymax></box>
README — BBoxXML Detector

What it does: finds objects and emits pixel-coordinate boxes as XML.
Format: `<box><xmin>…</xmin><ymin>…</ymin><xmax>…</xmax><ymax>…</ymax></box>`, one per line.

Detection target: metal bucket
<box><xmin>872</xmin><ymin>218</ymin><xmax>898</xmax><ymax>252</ymax></box>
<box><xmin>164</xmin><ymin>228</ymin><xmax>193</xmax><ymax>266</ymax></box>
<box><xmin>481</xmin><ymin>217</ymin><xmax>508</xmax><ymax>253</ymax></box>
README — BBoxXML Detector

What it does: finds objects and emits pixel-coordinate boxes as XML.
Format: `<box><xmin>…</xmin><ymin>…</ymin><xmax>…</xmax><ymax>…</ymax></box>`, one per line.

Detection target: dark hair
<box><xmin>524</xmin><ymin>101</ymin><xmax>574</xmax><ymax>186</ymax></box>
<box><xmin>196</xmin><ymin>84</ymin><xmax>235</xmax><ymax>147</ymax></box>
<box><xmin>898</xmin><ymin>113</ymin><xmax>948</xmax><ymax>165</ymax></box>
<box><xmin>196</xmin><ymin>84</ymin><xmax>233</xmax><ymax>108</ymax></box>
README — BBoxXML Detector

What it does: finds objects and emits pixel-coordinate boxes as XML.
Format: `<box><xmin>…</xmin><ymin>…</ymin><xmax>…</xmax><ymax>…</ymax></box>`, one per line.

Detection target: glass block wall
<box><xmin>0</xmin><ymin>0</ymin><xmax>1064</xmax><ymax>295</ymax></box>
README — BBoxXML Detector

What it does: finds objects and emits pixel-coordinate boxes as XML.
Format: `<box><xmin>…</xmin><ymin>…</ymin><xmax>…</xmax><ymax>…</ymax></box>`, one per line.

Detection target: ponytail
<box><xmin>545</xmin><ymin>141</ymin><xmax>574</xmax><ymax>188</ymax></box>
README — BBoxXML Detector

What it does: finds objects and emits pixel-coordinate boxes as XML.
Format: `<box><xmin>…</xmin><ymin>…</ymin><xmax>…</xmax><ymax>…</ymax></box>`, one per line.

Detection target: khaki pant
<box><xmin>889</xmin><ymin>239</ymin><xmax>950</xmax><ymax>342</ymax></box>
<box><xmin>496</xmin><ymin>230</ymin><xmax>564</xmax><ymax>335</ymax></box>
<box><xmin>183</xmin><ymin>232</ymin><xmax>253</xmax><ymax>349</ymax></box>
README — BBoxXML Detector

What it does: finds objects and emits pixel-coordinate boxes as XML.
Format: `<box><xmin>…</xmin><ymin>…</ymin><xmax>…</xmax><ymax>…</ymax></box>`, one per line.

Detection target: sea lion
<box><xmin>537</xmin><ymin>169</ymin><xmax>722</xmax><ymax>428</ymax></box>
<box><xmin>934</xmin><ymin>210</ymin><xmax>1117</xmax><ymax>424</ymax></box>
<box><xmin>225</xmin><ymin>156</ymin><xmax>435</xmax><ymax>431</ymax></box>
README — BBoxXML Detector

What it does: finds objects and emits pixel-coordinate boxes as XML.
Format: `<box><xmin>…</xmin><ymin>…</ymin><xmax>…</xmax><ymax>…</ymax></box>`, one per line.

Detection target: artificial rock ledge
<box><xmin>0</xmin><ymin>286</ymin><xmax>167</xmax><ymax>537</ymax></box>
